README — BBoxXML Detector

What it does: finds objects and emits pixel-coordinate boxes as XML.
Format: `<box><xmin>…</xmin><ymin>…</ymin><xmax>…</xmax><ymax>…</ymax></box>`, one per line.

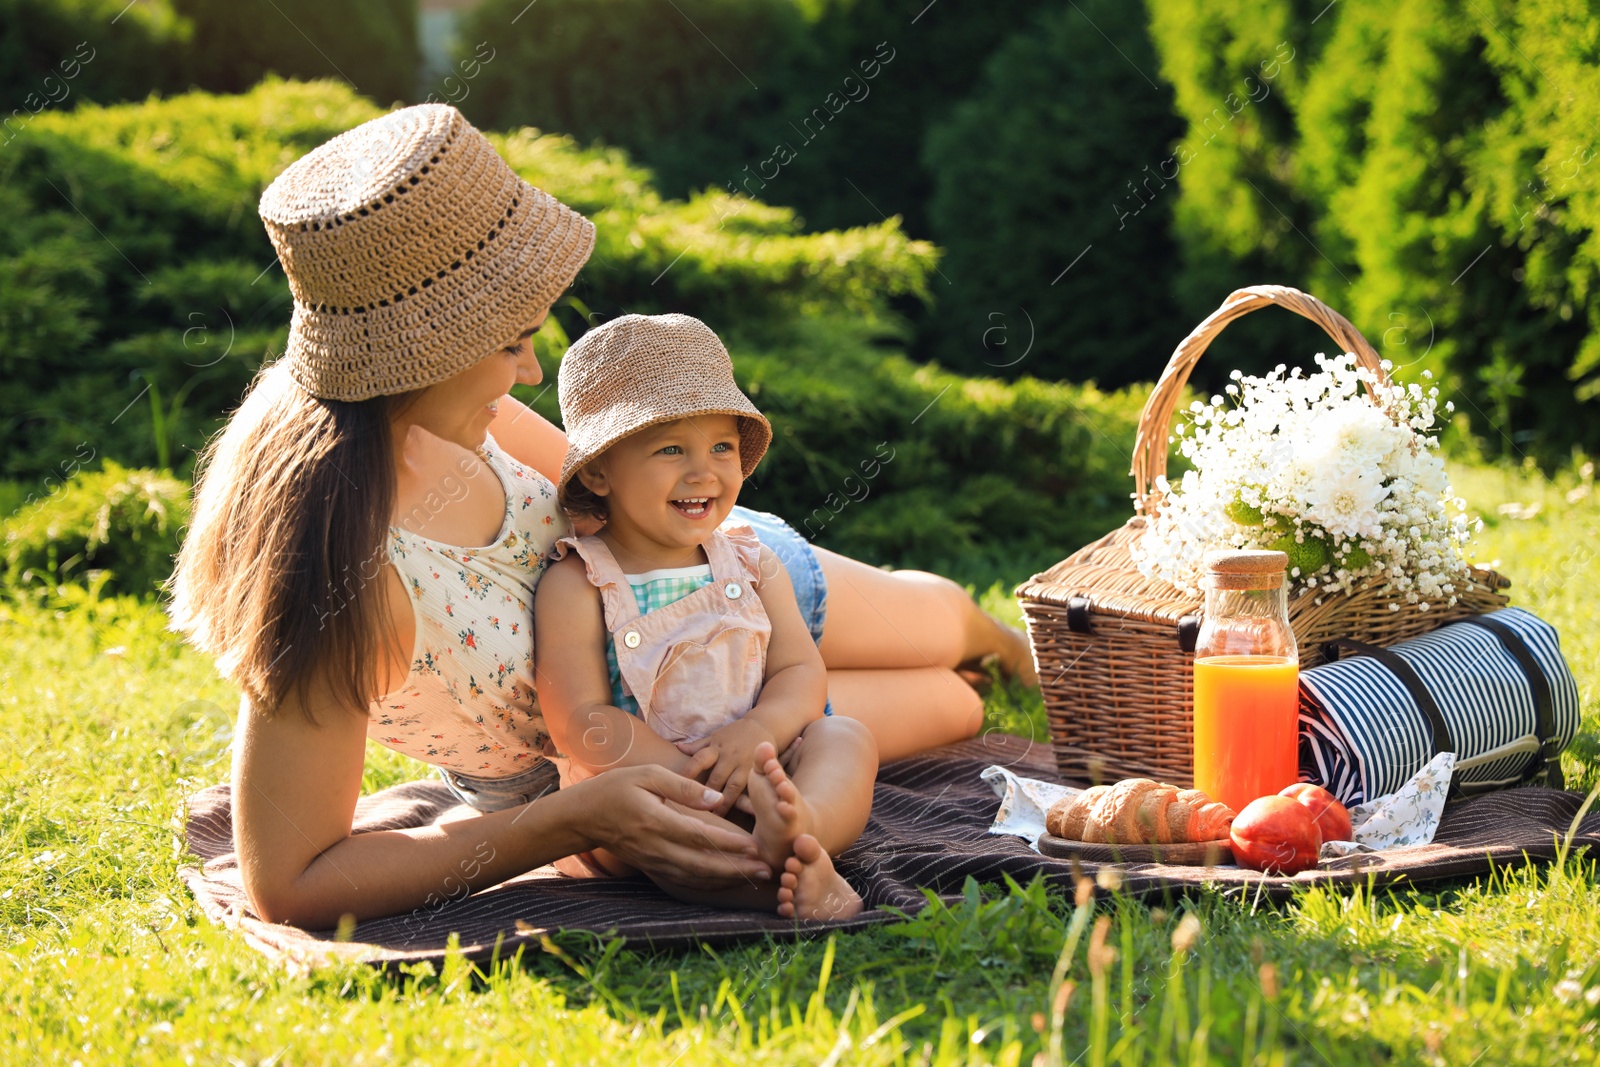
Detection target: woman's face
<box><xmin>404</xmin><ymin>309</ymin><xmax>549</xmax><ymax>449</ymax></box>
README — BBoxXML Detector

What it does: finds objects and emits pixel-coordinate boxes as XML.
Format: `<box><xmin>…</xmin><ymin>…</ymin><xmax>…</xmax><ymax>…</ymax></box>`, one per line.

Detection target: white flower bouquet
<box><xmin>1131</xmin><ymin>353</ymin><xmax>1478</xmax><ymax>606</ymax></box>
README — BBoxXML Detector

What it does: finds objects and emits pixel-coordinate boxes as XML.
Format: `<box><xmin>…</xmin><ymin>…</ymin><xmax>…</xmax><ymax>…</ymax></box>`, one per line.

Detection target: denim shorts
<box><xmin>728</xmin><ymin>505</ymin><xmax>828</xmax><ymax>644</ymax></box>
<box><xmin>437</xmin><ymin>758</ymin><xmax>561</xmax><ymax>814</ymax></box>
<box><xmin>439</xmin><ymin>507</ymin><xmax>832</xmax><ymax>814</ymax></box>
<box><xmin>730</xmin><ymin>506</ymin><xmax>833</xmax><ymax>717</ymax></box>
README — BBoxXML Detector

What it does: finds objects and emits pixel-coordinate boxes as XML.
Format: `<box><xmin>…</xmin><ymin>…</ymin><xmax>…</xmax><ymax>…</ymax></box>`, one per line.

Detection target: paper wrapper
<box><xmin>979</xmin><ymin>765</ymin><xmax>1080</xmax><ymax>849</ymax></box>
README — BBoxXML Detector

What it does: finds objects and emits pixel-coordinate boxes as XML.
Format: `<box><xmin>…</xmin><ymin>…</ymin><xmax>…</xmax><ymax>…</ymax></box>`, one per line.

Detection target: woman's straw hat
<box><xmin>556</xmin><ymin>313</ymin><xmax>772</xmax><ymax>495</ymax></box>
<box><xmin>258</xmin><ymin>104</ymin><xmax>595</xmax><ymax>401</ymax></box>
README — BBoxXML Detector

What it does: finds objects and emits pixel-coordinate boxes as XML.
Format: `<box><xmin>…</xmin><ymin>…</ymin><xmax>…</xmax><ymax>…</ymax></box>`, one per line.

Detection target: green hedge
<box><xmin>922</xmin><ymin>0</ymin><xmax>1188</xmax><ymax>386</ymax></box>
<box><xmin>517</xmin><ymin>315</ymin><xmax>1145</xmax><ymax>584</ymax></box>
<box><xmin>731</xmin><ymin>321</ymin><xmax>1144</xmax><ymax>581</ymax></box>
<box><xmin>0</xmin><ymin>80</ymin><xmax>380</xmax><ymax>483</ymax></box>
<box><xmin>458</xmin><ymin>0</ymin><xmax>1055</xmax><ymax>236</ymax></box>
<box><xmin>0</xmin><ymin>0</ymin><xmax>192</xmax><ymax>113</ymax></box>
<box><xmin>172</xmin><ymin>0</ymin><xmax>420</xmax><ymax>105</ymax></box>
<box><xmin>0</xmin><ymin>78</ymin><xmax>936</xmax><ymax>483</ymax></box>
<box><xmin>0</xmin><ymin>1</ymin><xmax>419</xmax><ymax>114</ymax></box>
<box><xmin>1</xmin><ymin>79</ymin><xmax>1139</xmax><ymax>588</ymax></box>
<box><xmin>456</xmin><ymin>0</ymin><xmax>806</xmax><ymax>204</ymax></box>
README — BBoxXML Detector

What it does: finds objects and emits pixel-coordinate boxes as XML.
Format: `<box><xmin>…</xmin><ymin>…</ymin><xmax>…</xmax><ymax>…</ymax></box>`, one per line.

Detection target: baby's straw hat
<box><xmin>258</xmin><ymin>104</ymin><xmax>595</xmax><ymax>401</ymax></box>
<box><xmin>556</xmin><ymin>313</ymin><xmax>772</xmax><ymax>496</ymax></box>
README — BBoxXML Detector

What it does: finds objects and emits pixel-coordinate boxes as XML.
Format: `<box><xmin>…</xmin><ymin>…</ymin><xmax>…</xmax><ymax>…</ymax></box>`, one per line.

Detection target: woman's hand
<box><xmin>578</xmin><ymin>764</ymin><xmax>772</xmax><ymax>888</ymax></box>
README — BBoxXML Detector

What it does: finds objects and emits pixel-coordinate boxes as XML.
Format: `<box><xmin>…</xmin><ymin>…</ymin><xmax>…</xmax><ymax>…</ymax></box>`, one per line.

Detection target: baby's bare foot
<box><xmin>745</xmin><ymin>741</ymin><xmax>811</xmax><ymax>871</ymax></box>
<box><xmin>776</xmin><ymin>833</ymin><xmax>862</xmax><ymax>920</ymax></box>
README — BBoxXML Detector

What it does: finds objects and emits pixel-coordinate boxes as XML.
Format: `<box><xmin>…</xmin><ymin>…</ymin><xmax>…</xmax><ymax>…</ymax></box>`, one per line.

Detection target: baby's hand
<box><xmin>676</xmin><ymin>719</ymin><xmax>776</xmax><ymax>816</ymax></box>
<box><xmin>674</xmin><ymin>745</ymin><xmax>719</xmax><ymax>784</ymax></box>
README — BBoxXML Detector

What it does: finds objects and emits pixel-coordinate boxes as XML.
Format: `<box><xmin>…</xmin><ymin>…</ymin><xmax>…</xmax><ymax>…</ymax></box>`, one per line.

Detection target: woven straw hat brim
<box><xmin>260</xmin><ymin>104</ymin><xmax>596</xmax><ymax>402</ymax></box>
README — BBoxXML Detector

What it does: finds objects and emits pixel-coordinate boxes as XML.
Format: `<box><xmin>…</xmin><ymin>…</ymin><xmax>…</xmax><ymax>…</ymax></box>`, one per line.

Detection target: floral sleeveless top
<box><xmin>370</xmin><ymin>433</ymin><xmax>568</xmax><ymax>776</ymax></box>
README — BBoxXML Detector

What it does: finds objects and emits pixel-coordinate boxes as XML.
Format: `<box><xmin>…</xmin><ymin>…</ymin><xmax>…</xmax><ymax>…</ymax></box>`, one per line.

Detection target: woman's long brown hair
<box><xmin>169</xmin><ymin>362</ymin><xmax>415</xmax><ymax>721</ymax></box>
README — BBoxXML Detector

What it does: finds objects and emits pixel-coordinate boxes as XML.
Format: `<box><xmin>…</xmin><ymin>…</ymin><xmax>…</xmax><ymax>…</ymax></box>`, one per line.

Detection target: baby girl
<box><xmin>533</xmin><ymin>313</ymin><xmax>878</xmax><ymax>919</ymax></box>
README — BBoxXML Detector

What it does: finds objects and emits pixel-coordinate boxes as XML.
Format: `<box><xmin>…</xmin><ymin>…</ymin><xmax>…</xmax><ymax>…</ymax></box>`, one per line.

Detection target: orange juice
<box><xmin>1192</xmin><ymin>655</ymin><xmax>1299</xmax><ymax>815</ymax></box>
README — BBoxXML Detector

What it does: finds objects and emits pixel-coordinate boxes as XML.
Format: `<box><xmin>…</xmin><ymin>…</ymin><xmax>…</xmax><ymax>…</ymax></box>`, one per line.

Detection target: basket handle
<box><xmin>1130</xmin><ymin>285</ymin><xmax>1388</xmax><ymax>512</ymax></box>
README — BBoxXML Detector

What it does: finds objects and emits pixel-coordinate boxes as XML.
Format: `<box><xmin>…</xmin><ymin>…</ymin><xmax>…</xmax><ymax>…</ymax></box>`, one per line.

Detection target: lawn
<box><xmin>2</xmin><ymin>458</ymin><xmax>1597</xmax><ymax>1065</ymax></box>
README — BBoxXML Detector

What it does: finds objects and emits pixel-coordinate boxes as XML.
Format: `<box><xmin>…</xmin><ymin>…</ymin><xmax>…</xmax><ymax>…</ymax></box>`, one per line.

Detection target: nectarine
<box><xmin>1230</xmin><ymin>796</ymin><xmax>1321</xmax><ymax>874</ymax></box>
<box><xmin>1280</xmin><ymin>782</ymin><xmax>1354</xmax><ymax>843</ymax></box>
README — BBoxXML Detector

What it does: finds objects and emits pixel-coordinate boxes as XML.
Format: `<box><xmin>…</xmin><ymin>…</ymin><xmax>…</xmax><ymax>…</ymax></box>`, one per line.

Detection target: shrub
<box><xmin>2</xmin><ymin>463</ymin><xmax>189</xmax><ymax>598</ymax></box>
<box><xmin>1148</xmin><ymin>0</ymin><xmax>1600</xmax><ymax>462</ymax></box>
<box><xmin>0</xmin><ymin>1</ymin><xmax>418</xmax><ymax>116</ymax></box>
<box><xmin>6</xmin><ymin>79</ymin><xmax>1135</xmax><ymax>586</ymax></box>
<box><xmin>0</xmin><ymin>0</ymin><xmax>192</xmax><ymax>114</ymax></box>
<box><xmin>922</xmin><ymin>0</ymin><xmax>1188</xmax><ymax>387</ymax></box>
<box><xmin>173</xmin><ymin>0</ymin><xmax>420</xmax><ymax>105</ymax></box>
<box><xmin>517</xmin><ymin>313</ymin><xmax>1146</xmax><ymax>585</ymax></box>
<box><xmin>755</xmin><ymin>0</ymin><xmax>1057</xmax><ymax>236</ymax></box>
<box><xmin>458</xmin><ymin>0</ymin><xmax>1056</xmax><ymax>237</ymax></box>
<box><xmin>0</xmin><ymin>80</ymin><xmax>381</xmax><ymax>482</ymax></box>
<box><xmin>739</xmin><ymin>325</ymin><xmax>1147</xmax><ymax>584</ymax></box>
<box><xmin>488</xmin><ymin>127</ymin><xmax>938</xmax><ymax>327</ymax></box>
<box><xmin>0</xmin><ymin>482</ymin><xmax>27</xmax><ymax>519</ymax></box>
<box><xmin>458</xmin><ymin>0</ymin><xmax>808</xmax><ymax>201</ymax></box>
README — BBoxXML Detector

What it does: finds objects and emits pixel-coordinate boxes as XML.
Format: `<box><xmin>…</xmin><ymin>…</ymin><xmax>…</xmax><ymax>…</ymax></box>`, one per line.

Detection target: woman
<box><xmin>169</xmin><ymin>104</ymin><xmax>1034</xmax><ymax>929</ymax></box>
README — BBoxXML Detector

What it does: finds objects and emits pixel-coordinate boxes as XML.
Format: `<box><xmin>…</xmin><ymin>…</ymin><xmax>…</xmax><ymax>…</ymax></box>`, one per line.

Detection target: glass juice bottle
<box><xmin>1191</xmin><ymin>549</ymin><xmax>1299</xmax><ymax>814</ymax></box>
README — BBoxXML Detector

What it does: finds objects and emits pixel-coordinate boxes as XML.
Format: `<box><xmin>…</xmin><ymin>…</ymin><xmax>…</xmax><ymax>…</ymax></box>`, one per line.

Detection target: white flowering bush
<box><xmin>1132</xmin><ymin>354</ymin><xmax>1478</xmax><ymax>605</ymax></box>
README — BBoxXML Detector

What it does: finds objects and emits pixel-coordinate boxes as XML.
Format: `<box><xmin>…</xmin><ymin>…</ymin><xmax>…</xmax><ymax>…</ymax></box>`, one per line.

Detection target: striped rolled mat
<box><xmin>1298</xmin><ymin>607</ymin><xmax>1580</xmax><ymax>806</ymax></box>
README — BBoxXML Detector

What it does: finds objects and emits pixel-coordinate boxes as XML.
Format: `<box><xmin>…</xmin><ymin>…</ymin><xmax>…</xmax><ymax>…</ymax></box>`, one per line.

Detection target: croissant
<box><xmin>1046</xmin><ymin>778</ymin><xmax>1235</xmax><ymax>844</ymax></box>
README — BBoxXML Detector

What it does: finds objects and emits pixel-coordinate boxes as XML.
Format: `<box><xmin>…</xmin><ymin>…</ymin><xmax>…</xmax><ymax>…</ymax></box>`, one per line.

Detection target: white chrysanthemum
<box><xmin>1411</xmin><ymin>452</ymin><xmax>1449</xmax><ymax>498</ymax></box>
<box><xmin>1304</xmin><ymin>466</ymin><xmax>1387</xmax><ymax>538</ymax></box>
<box><xmin>1310</xmin><ymin>404</ymin><xmax>1394</xmax><ymax>471</ymax></box>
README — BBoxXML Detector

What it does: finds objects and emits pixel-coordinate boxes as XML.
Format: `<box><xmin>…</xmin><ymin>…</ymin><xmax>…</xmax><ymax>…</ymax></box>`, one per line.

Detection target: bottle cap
<box><xmin>1203</xmin><ymin>548</ymin><xmax>1288</xmax><ymax>590</ymax></box>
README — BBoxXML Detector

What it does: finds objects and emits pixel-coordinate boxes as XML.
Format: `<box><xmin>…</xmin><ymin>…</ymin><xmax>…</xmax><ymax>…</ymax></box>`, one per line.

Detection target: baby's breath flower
<box><xmin>1130</xmin><ymin>353</ymin><xmax>1475</xmax><ymax>603</ymax></box>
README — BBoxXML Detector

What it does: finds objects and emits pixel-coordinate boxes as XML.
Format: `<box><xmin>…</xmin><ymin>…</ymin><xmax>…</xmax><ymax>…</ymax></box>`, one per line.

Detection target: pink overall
<box><xmin>554</xmin><ymin>524</ymin><xmax>771</xmax><ymax>744</ymax></box>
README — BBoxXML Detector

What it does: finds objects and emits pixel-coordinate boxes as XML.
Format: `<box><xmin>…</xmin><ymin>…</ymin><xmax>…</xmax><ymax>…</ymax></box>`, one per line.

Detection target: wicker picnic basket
<box><xmin>1015</xmin><ymin>285</ymin><xmax>1511</xmax><ymax>787</ymax></box>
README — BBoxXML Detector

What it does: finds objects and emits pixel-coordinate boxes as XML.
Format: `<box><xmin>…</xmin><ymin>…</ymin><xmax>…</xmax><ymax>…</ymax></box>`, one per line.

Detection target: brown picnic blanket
<box><xmin>178</xmin><ymin>734</ymin><xmax>1600</xmax><ymax>971</ymax></box>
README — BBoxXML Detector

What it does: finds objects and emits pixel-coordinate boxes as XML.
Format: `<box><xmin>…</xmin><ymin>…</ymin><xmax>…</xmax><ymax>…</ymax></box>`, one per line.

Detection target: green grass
<box><xmin>2</xmin><ymin>459</ymin><xmax>1598</xmax><ymax>1064</ymax></box>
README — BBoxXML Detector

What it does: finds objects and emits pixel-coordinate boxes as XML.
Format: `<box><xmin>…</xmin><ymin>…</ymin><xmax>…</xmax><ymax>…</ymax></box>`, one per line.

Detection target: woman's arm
<box><xmin>488</xmin><ymin>393</ymin><xmax>569</xmax><ymax>482</ymax></box>
<box><xmin>233</xmin><ymin>694</ymin><xmax>765</xmax><ymax>927</ymax></box>
<box><xmin>533</xmin><ymin>555</ymin><xmax>705</xmax><ymax>778</ymax></box>
<box><xmin>233</xmin><ymin>684</ymin><xmax>574</xmax><ymax>927</ymax></box>
<box><xmin>234</xmin><ymin>566</ymin><xmax>765</xmax><ymax>929</ymax></box>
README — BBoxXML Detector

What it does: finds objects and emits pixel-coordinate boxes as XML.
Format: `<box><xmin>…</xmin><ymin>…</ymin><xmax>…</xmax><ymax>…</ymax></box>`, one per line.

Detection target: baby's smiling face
<box><xmin>578</xmin><ymin>413</ymin><xmax>744</xmax><ymax>555</ymax></box>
